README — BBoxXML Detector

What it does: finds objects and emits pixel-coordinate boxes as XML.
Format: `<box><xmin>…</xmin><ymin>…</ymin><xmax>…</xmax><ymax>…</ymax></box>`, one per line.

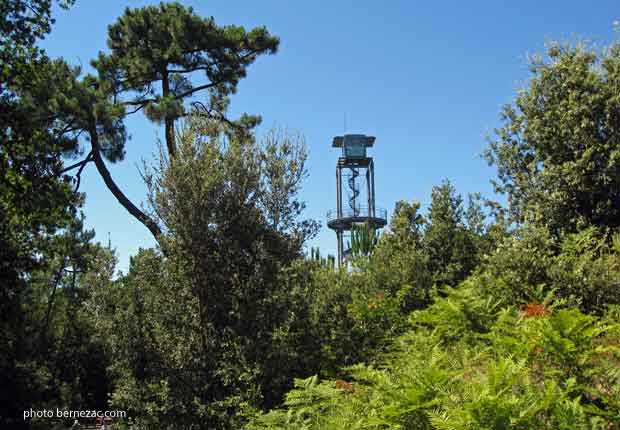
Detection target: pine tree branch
<box><xmin>173</xmin><ymin>80</ymin><xmax>224</xmax><ymax>101</ymax></box>
<box><xmin>58</xmin><ymin>153</ymin><xmax>93</xmax><ymax>175</ymax></box>
<box><xmin>167</xmin><ymin>65</ymin><xmax>212</xmax><ymax>73</ymax></box>
<box><xmin>190</xmin><ymin>101</ymin><xmax>243</xmax><ymax>132</ymax></box>
<box><xmin>122</xmin><ymin>79</ymin><xmax>224</xmax><ymax>106</ymax></box>
<box><xmin>72</xmin><ymin>151</ymin><xmax>93</xmax><ymax>192</ymax></box>
<box><xmin>123</xmin><ymin>98</ymin><xmax>155</xmax><ymax>106</ymax></box>
<box><xmin>126</xmin><ymin>104</ymin><xmax>147</xmax><ymax>115</ymax></box>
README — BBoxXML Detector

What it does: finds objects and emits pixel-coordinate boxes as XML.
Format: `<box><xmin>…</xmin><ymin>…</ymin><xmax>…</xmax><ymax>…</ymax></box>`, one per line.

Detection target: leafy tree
<box><xmin>475</xmin><ymin>225</ymin><xmax>620</xmax><ymax>314</ymax></box>
<box><xmin>424</xmin><ymin>180</ymin><xmax>479</xmax><ymax>287</ymax></box>
<box><xmin>32</xmin><ymin>222</ymin><xmax>114</xmax><ymax>427</ymax></box>
<box><xmin>89</xmin><ymin>248</ymin><xmax>213</xmax><ymax>430</ymax></box>
<box><xmin>485</xmin><ymin>41</ymin><xmax>620</xmax><ymax>235</ymax></box>
<box><xmin>259</xmin><ymin>128</ymin><xmax>319</xmax><ymax>249</ymax></box>
<box><xmin>550</xmin><ymin>228</ymin><xmax>620</xmax><ymax>312</ymax></box>
<box><xmin>93</xmin><ymin>116</ymin><xmax>318</xmax><ymax>429</ymax></box>
<box><xmin>368</xmin><ymin>200</ymin><xmax>433</xmax><ymax>311</ymax></box>
<box><xmin>388</xmin><ymin>200</ymin><xmax>425</xmax><ymax>247</ymax></box>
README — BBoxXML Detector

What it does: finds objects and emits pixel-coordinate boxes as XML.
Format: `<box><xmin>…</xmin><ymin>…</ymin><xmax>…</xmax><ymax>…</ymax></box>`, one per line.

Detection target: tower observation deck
<box><xmin>327</xmin><ymin>134</ymin><xmax>387</xmax><ymax>264</ymax></box>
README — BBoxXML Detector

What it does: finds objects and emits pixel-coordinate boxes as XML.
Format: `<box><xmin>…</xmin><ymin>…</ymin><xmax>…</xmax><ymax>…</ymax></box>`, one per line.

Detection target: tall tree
<box><xmin>94</xmin><ymin>116</ymin><xmax>317</xmax><ymax>429</ymax></box>
<box><xmin>12</xmin><ymin>3</ymin><xmax>280</xmax><ymax>241</ymax></box>
<box><xmin>424</xmin><ymin>180</ymin><xmax>478</xmax><ymax>287</ymax></box>
<box><xmin>1</xmin><ymin>3</ymin><xmax>79</xmax><ymax>426</ymax></box>
<box><xmin>93</xmin><ymin>2</ymin><xmax>279</xmax><ymax>158</ymax></box>
<box><xmin>0</xmin><ymin>3</ymin><xmax>123</xmax><ymax>428</ymax></box>
<box><xmin>485</xmin><ymin>41</ymin><xmax>620</xmax><ymax>235</ymax></box>
<box><xmin>7</xmin><ymin>46</ymin><xmax>163</xmax><ymax>243</ymax></box>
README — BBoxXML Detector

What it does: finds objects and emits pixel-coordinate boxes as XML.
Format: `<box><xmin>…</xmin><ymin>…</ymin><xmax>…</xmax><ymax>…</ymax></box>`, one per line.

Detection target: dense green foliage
<box><xmin>485</xmin><ymin>42</ymin><xmax>620</xmax><ymax>235</ymax></box>
<box><xmin>0</xmin><ymin>2</ymin><xmax>114</xmax><ymax>428</ymax></box>
<box><xmin>1</xmin><ymin>2</ymin><xmax>282</xmax><ymax>428</ymax></box>
<box><xmin>475</xmin><ymin>225</ymin><xmax>620</xmax><ymax>314</ymax></box>
<box><xmin>84</xmin><ymin>117</ymin><xmax>321</xmax><ymax>429</ymax></box>
<box><xmin>423</xmin><ymin>181</ymin><xmax>483</xmax><ymax>288</ymax></box>
<box><xmin>248</xmin><ymin>286</ymin><xmax>620</xmax><ymax>429</ymax></box>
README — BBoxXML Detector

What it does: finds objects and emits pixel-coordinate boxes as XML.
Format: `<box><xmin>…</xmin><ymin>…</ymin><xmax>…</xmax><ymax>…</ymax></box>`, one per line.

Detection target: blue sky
<box><xmin>41</xmin><ymin>1</ymin><xmax>618</xmax><ymax>272</ymax></box>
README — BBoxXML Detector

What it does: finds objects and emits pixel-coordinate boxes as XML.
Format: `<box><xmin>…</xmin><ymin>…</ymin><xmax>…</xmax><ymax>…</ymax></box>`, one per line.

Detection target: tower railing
<box><xmin>327</xmin><ymin>207</ymin><xmax>387</xmax><ymax>223</ymax></box>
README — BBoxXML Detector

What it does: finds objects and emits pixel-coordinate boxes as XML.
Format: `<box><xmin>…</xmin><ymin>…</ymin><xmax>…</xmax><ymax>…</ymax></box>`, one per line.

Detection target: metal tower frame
<box><xmin>327</xmin><ymin>134</ymin><xmax>387</xmax><ymax>265</ymax></box>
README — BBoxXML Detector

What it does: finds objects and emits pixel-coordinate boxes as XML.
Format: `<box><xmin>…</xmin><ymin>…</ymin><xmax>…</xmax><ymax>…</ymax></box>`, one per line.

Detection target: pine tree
<box><xmin>93</xmin><ymin>2</ymin><xmax>280</xmax><ymax>157</ymax></box>
<box><xmin>13</xmin><ymin>3</ymin><xmax>281</xmax><ymax>241</ymax></box>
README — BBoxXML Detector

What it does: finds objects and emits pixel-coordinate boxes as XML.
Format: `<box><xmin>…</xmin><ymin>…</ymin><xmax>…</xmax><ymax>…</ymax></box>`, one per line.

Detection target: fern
<box><xmin>247</xmin><ymin>283</ymin><xmax>620</xmax><ymax>430</ymax></box>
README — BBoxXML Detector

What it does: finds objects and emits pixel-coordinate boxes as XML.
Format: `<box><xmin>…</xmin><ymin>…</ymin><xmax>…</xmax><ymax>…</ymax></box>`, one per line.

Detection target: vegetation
<box><xmin>348</xmin><ymin>222</ymin><xmax>379</xmax><ymax>258</ymax></box>
<box><xmin>485</xmin><ymin>42</ymin><xmax>620</xmax><ymax>235</ymax></box>
<box><xmin>1</xmin><ymin>2</ymin><xmax>619</xmax><ymax>429</ymax></box>
<box><xmin>248</xmin><ymin>287</ymin><xmax>620</xmax><ymax>430</ymax></box>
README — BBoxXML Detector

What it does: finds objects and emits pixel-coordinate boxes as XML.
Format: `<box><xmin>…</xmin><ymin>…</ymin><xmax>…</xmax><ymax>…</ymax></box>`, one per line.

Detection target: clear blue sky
<box><xmin>41</xmin><ymin>1</ymin><xmax>618</xmax><ymax>272</ymax></box>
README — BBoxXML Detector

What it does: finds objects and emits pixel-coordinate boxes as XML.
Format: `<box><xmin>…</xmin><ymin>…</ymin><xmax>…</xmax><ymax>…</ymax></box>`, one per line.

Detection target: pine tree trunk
<box><xmin>89</xmin><ymin>126</ymin><xmax>162</xmax><ymax>240</ymax></box>
<box><xmin>162</xmin><ymin>69</ymin><xmax>176</xmax><ymax>158</ymax></box>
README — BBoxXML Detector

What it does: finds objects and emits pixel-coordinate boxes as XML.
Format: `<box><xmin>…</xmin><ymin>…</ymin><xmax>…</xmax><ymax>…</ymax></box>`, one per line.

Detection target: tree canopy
<box><xmin>485</xmin><ymin>42</ymin><xmax>620</xmax><ymax>236</ymax></box>
<box><xmin>93</xmin><ymin>2</ymin><xmax>279</xmax><ymax>157</ymax></box>
<box><xmin>7</xmin><ymin>2</ymin><xmax>281</xmax><ymax>241</ymax></box>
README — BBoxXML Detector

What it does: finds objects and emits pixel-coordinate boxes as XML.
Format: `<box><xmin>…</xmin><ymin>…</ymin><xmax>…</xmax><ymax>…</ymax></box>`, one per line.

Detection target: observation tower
<box><xmin>327</xmin><ymin>134</ymin><xmax>387</xmax><ymax>265</ymax></box>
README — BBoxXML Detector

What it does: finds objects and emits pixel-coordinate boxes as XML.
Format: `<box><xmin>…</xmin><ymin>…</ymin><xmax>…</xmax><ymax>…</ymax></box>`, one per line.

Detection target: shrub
<box><xmin>248</xmin><ymin>284</ymin><xmax>620</xmax><ymax>430</ymax></box>
<box><xmin>476</xmin><ymin>225</ymin><xmax>620</xmax><ymax>314</ymax></box>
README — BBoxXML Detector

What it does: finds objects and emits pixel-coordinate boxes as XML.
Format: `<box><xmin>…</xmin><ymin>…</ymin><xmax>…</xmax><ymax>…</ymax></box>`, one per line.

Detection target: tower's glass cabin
<box><xmin>332</xmin><ymin>134</ymin><xmax>375</xmax><ymax>159</ymax></box>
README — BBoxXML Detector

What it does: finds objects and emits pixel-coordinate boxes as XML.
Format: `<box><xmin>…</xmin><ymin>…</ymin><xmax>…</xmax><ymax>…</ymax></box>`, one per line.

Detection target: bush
<box><xmin>248</xmin><ymin>284</ymin><xmax>620</xmax><ymax>430</ymax></box>
<box><xmin>476</xmin><ymin>225</ymin><xmax>620</xmax><ymax>314</ymax></box>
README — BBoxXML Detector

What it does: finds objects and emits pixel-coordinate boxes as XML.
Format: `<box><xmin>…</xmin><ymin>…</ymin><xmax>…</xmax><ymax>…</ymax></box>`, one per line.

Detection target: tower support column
<box><xmin>336</xmin><ymin>230</ymin><xmax>343</xmax><ymax>266</ymax></box>
<box><xmin>370</xmin><ymin>159</ymin><xmax>376</xmax><ymax>217</ymax></box>
<box><xmin>336</xmin><ymin>165</ymin><xmax>342</xmax><ymax>218</ymax></box>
